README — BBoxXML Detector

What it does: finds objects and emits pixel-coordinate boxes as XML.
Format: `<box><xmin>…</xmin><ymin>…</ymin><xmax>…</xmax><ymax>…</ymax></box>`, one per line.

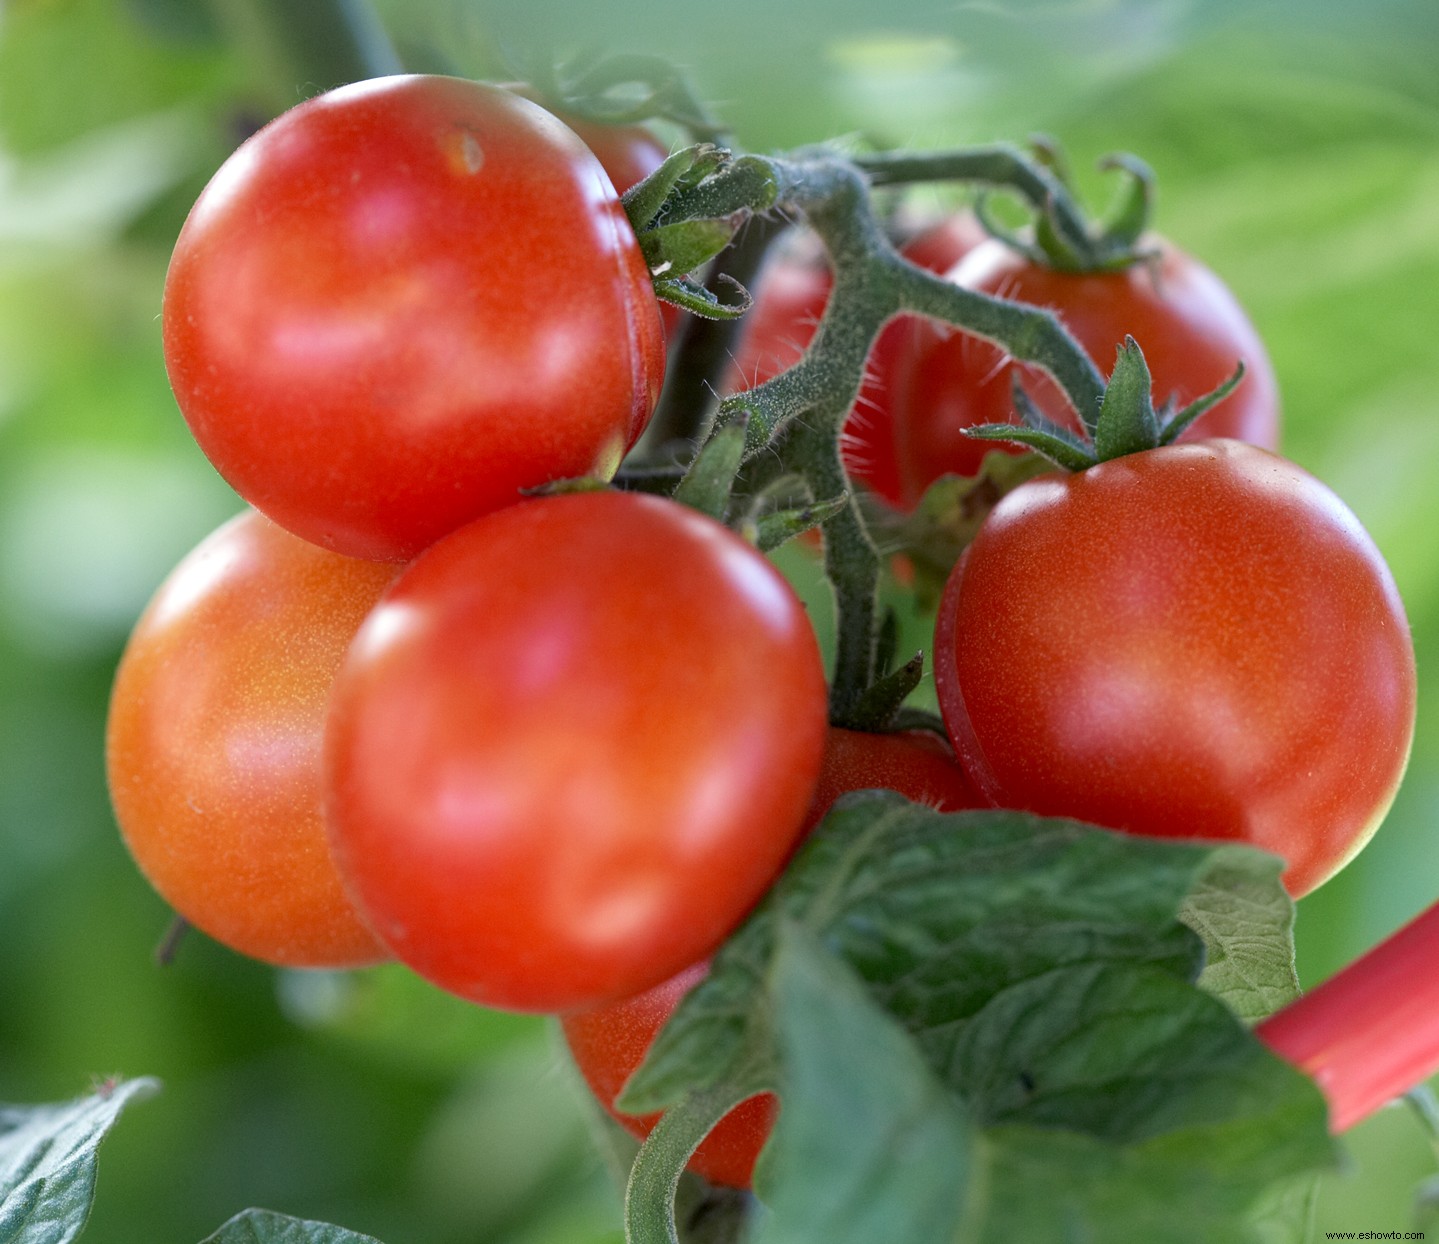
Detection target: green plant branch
<box><xmin>657</xmin><ymin>150</ymin><xmax>1103</xmax><ymax>721</ymax></box>
<box><xmin>853</xmin><ymin>144</ymin><xmax>1089</xmax><ymax>251</ymax></box>
<box><xmin>625</xmin><ymin>1084</ymin><xmax>766</xmax><ymax>1244</ymax></box>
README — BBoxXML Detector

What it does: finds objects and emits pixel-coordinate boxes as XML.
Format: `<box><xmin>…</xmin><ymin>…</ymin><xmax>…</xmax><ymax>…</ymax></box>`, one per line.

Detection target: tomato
<box><xmin>933</xmin><ymin>440</ymin><xmax>1416</xmax><ymax>897</ymax></box>
<box><xmin>893</xmin><ymin>237</ymin><xmax>1281</xmax><ymax>506</ymax></box>
<box><xmin>726</xmin><ymin>214</ymin><xmax>985</xmax><ymax>508</ymax></box>
<box><xmin>323</xmin><ymin>490</ymin><xmax>829</xmax><ymax>1013</ymax></box>
<box><xmin>164</xmin><ymin>75</ymin><xmax>666</xmax><ymax>562</ymax></box>
<box><xmin>560</xmin><ymin>725</ymin><xmax>981</xmax><ymax>1187</ymax></box>
<box><xmin>802</xmin><ymin>726</ymin><xmax>983</xmax><ymax>830</ymax></box>
<box><xmin>106</xmin><ymin>510</ymin><xmax>395</xmax><ymax>967</ymax></box>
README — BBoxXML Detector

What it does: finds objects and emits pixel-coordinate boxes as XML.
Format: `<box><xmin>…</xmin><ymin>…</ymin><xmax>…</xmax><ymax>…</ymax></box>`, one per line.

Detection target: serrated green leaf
<box><xmin>978</xmin><ymin>1121</ymin><xmax>1329</xmax><ymax>1244</ymax></box>
<box><xmin>618</xmin><ymin>801</ymin><xmax>1333</xmax><ymax>1243</ymax></box>
<box><xmin>952</xmin><ymin>964</ymin><xmax>1314</xmax><ymax>1144</ymax></box>
<box><xmin>749</xmin><ymin>925</ymin><xmax>972</xmax><ymax>1244</ymax></box>
<box><xmin>1180</xmin><ymin>848</ymin><xmax>1300</xmax><ymax>1023</ymax></box>
<box><xmin>0</xmin><ymin>1078</ymin><xmax>159</xmax><ymax>1244</ymax></box>
<box><xmin>199</xmin><ymin>1209</ymin><xmax>386</xmax><ymax>1244</ymax></box>
<box><xmin>623</xmin><ymin>803</ymin><xmax>1216</xmax><ymax>1112</ymax></box>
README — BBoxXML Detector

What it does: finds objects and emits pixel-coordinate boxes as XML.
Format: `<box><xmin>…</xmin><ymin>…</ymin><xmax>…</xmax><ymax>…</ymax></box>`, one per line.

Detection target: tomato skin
<box><xmin>323</xmin><ymin>490</ymin><xmax>829</xmax><ymax>1013</ymax></box>
<box><xmin>106</xmin><ymin>510</ymin><xmax>394</xmax><ymax>967</ymax></box>
<box><xmin>934</xmin><ymin>440</ymin><xmax>1415</xmax><ymax>897</ymax></box>
<box><xmin>726</xmin><ymin>215</ymin><xmax>985</xmax><ymax>508</ymax></box>
<box><xmin>560</xmin><ymin>725</ymin><xmax>981</xmax><ymax>1187</ymax></box>
<box><xmin>802</xmin><ymin>726</ymin><xmax>983</xmax><ymax>830</ymax></box>
<box><xmin>894</xmin><ymin>237</ymin><xmax>1280</xmax><ymax>505</ymax></box>
<box><xmin>164</xmin><ymin>75</ymin><xmax>666</xmax><ymax>562</ymax></box>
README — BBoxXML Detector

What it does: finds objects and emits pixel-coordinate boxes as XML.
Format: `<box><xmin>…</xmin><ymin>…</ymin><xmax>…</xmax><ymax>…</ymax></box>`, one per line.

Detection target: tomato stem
<box><xmin>1257</xmin><ymin>901</ymin><xmax>1439</xmax><ymax>1132</ymax></box>
<box><xmin>624</xmin><ymin>1084</ymin><xmax>762</xmax><ymax>1244</ymax></box>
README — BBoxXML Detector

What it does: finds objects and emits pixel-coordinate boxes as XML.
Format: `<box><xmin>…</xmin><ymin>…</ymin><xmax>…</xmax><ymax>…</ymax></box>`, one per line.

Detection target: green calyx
<box><xmin>965</xmin><ymin>337</ymin><xmax>1245</xmax><ymax>472</ymax></box>
<box><xmin>624</xmin><ymin>145</ymin><xmax>781</xmax><ymax>319</ymax></box>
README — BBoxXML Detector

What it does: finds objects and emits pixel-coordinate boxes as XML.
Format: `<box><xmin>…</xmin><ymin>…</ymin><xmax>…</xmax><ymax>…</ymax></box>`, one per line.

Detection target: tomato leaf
<box><xmin>620</xmin><ymin>800</ymin><xmax>1337</xmax><ymax>1242</ymax></box>
<box><xmin>198</xmin><ymin>1209</ymin><xmax>385</xmax><ymax>1243</ymax></box>
<box><xmin>621</xmin><ymin>801</ymin><xmax>1212</xmax><ymax>1111</ymax></box>
<box><xmin>1179</xmin><ymin>847</ymin><xmax>1301</xmax><ymax>1023</ymax></box>
<box><xmin>747</xmin><ymin>924</ymin><xmax>972</xmax><ymax>1244</ymax></box>
<box><xmin>0</xmin><ymin>1078</ymin><xmax>158</xmax><ymax>1244</ymax></box>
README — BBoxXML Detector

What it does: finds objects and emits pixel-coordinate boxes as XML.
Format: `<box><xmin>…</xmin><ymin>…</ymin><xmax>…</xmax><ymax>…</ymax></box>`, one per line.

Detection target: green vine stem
<box><xmin>854</xmin><ymin>144</ymin><xmax>1090</xmax><ymax>254</ymax></box>
<box><xmin>654</xmin><ymin>148</ymin><xmax>1105</xmax><ymax>723</ymax></box>
<box><xmin>624</xmin><ymin>1084</ymin><xmax>766</xmax><ymax>1244</ymax></box>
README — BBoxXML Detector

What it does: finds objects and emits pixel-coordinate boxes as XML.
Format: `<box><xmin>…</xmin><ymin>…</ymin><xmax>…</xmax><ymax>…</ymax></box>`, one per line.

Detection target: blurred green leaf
<box><xmin>0</xmin><ymin>1078</ymin><xmax>159</xmax><ymax>1244</ymax></box>
<box><xmin>200</xmin><ymin>1208</ymin><xmax>384</xmax><ymax>1243</ymax></box>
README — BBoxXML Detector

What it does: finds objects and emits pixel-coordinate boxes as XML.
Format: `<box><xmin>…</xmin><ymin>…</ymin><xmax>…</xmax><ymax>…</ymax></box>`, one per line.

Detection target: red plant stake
<box><xmin>1258</xmin><ymin>901</ymin><xmax>1439</xmax><ymax>1132</ymax></box>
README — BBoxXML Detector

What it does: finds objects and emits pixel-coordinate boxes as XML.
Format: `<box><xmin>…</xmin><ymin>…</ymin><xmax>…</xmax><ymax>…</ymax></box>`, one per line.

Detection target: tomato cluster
<box><xmin>108</xmin><ymin>70</ymin><xmax>1417</xmax><ymax>1194</ymax></box>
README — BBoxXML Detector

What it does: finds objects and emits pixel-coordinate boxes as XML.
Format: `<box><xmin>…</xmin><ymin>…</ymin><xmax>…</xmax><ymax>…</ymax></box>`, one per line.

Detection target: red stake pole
<box><xmin>1257</xmin><ymin>901</ymin><xmax>1439</xmax><ymax>1132</ymax></box>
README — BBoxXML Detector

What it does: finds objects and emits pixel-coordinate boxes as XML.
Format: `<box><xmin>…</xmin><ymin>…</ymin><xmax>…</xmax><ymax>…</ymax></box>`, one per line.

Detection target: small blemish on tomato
<box><xmin>441</xmin><ymin>127</ymin><xmax>485</xmax><ymax>176</ymax></box>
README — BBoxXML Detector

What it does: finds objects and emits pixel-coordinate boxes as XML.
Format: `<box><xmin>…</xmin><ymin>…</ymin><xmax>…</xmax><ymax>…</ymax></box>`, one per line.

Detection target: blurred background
<box><xmin>2</xmin><ymin>0</ymin><xmax>1438</xmax><ymax>1239</ymax></box>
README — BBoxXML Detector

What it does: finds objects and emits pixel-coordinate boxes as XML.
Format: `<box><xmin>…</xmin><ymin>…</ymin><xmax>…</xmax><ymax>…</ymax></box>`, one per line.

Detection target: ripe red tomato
<box><xmin>164</xmin><ymin>75</ymin><xmax>666</xmax><ymax>562</ymax></box>
<box><xmin>560</xmin><ymin>725</ymin><xmax>981</xmax><ymax>1187</ymax></box>
<box><xmin>106</xmin><ymin>510</ymin><xmax>395</xmax><ymax>967</ymax></box>
<box><xmin>893</xmin><ymin>237</ymin><xmax>1281</xmax><ymax>505</ymax></box>
<box><xmin>934</xmin><ymin>440</ymin><xmax>1416</xmax><ymax>897</ymax></box>
<box><xmin>726</xmin><ymin>214</ymin><xmax>984</xmax><ymax>508</ymax></box>
<box><xmin>324</xmin><ymin>490</ymin><xmax>829</xmax><ymax>1013</ymax></box>
<box><xmin>802</xmin><ymin>726</ymin><xmax>983</xmax><ymax>831</ymax></box>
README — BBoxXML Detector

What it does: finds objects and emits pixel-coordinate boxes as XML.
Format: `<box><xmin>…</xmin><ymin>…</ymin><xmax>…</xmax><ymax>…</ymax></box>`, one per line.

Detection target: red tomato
<box><xmin>893</xmin><ymin>237</ymin><xmax>1281</xmax><ymax>505</ymax></box>
<box><xmin>802</xmin><ymin>726</ymin><xmax>983</xmax><ymax>831</ymax></box>
<box><xmin>934</xmin><ymin>441</ymin><xmax>1415</xmax><ymax>897</ymax></box>
<box><xmin>324</xmin><ymin>490</ymin><xmax>829</xmax><ymax>1013</ymax></box>
<box><xmin>164</xmin><ymin>75</ymin><xmax>666</xmax><ymax>562</ymax></box>
<box><xmin>726</xmin><ymin>214</ymin><xmax>985</xmax><ymax>508</ymax></box>
<box><xmin>106</xmin><ymin>510</ymin><xmax>395</xmax><ymax>967</ymax></box>
<box><xmin>560</xmin><ymin>725</ymin><xmax>981</xmax><ymax>1187</ymax></box>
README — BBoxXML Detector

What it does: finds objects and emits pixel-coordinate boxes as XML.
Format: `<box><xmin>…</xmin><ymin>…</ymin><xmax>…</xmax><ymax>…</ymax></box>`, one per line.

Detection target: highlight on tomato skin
<box><xmin>892</xmin><ymin>236</ymin><xmax>1281</xmax><ymax>506</ymax></box>
<box><xmin>560</xmin><ymin>724</ymin><xmax>983</xmax><ymax>1189</ymax></box>
<box><xmin>105</xmin><ymin>509</ymin><xmax>396</xmax><ymax>969</ymax></box>
<box><xmin>323</xmin><ymin>490</ymin><xmax>830</xmax><ymax>1014</ymax></box>
<box><xmin>163</xmin><ymin>74</ymin><xmax>667</xmax><ymax>563</ymax></box>
<box><xmin>933</xmin><ymin>439</ymin><xmax>1416</xmax><ymax>898</ymax></box>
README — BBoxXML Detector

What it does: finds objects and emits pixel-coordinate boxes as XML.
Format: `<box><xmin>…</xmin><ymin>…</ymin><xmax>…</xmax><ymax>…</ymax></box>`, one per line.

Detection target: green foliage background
<box><xmin>1</xmin><ymin>0</ymin><xmax>1437</xmax><ymax>1239</ymax></box>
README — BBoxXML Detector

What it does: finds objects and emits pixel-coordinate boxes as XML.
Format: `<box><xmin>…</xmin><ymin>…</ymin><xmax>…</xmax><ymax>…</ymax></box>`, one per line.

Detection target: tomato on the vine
<box><xmin>726</xmin><ymin>214</ymin><xmax>985</xmax><ymax>508</ymax></box>
<box><xmin>106</xmin><ymin>510</ymin><xmax>395</xmax><ymax>967</ymax></box>
<box><xmin>893</xmin><ymin>237</ymin><xmax>1280</xmax><ymax>505</ymax></box>
<box><xmin>560</xmin><ymin>724</ymin><xmax>981</xmax><ymax>1188</ymax></box>
<box><xmin>934</xmin><ymin>440</ymin><xmax>1415</xmax><ymax>897</ymax></box>
<box><xmin>323</xmin><ymin>490</ymin><xmax>829</xmax><ymax>1013</ymax></box>
<box><xmin>164</xmin><ymin>75</ymin><xmax>666</xmax><ymax>562</ymax></box>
